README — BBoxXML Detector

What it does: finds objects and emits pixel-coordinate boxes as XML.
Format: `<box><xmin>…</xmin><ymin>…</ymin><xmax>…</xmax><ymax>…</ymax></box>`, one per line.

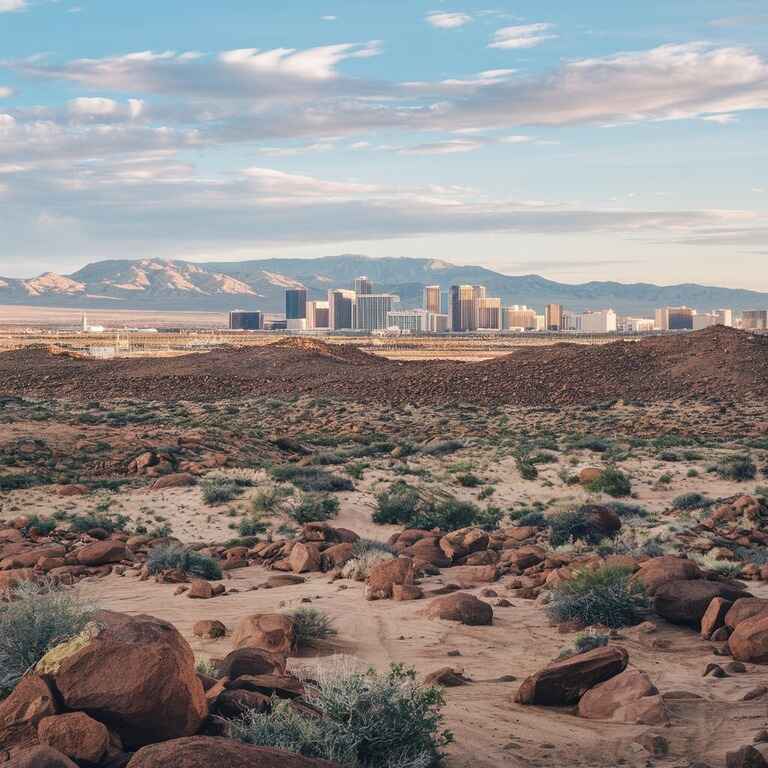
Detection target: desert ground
<box><xmin>2</xmin><ymin>328</ymin><xmax>768</xmax><ymax>768</ymax></box>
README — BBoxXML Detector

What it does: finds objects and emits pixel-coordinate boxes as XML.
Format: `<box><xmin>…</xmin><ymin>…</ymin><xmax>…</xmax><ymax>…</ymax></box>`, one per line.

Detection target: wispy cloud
<box><xmin>0</xmin><ymin>86</ymin><xmax>14</xmax><ymax>97</ymax></box>
<box><xmin>709</xmin><ymin>14</ymin><xmax>768</xmax><ymax>28</ymax></box>
<box><xmin>426</xmin><ymin>11</ymin><xmax>473</xmax><ymax>29</ymax></box>
<box><xmin>0</xmin><ymin>0</ymin><xmax>26</xmax><ymax>11</ymax></box>
<box><xmin>399</xmin><ymin>138</ymin><xmax>483</xmax><ymax>155</ymax></box>
<box><xmin>489</xmin><ymin>23</ymin><xmax>558</xmax><ymax>50</ymax></box>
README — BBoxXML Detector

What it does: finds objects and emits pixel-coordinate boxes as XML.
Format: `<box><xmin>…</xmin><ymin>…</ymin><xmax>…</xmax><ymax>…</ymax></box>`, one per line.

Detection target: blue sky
<box><xmin>1</xmin><ymin>0</ymin><xmax>767</xmax><ymax>288</ymax></box>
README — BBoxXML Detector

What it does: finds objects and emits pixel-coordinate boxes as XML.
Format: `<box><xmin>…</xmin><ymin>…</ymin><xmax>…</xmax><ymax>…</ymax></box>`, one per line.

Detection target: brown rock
<box><xmin>654</xmin><ymin>580</ymin><xmax>748</xmax><ymax>625</ymax></box>
<box><xmin>150</xmin><ymin>473</ymin><xmax>197</xmax><ymax>491</ymax></box>
<box><xmin>730</xmin><ymin>613</ymin><xmax>768</xmax><ymax>663</ymax></box>
<box><xmin>439</xmin><ymin>528</ymin><xmax>489</xmax><ymax>562</ymax></box>
<box><xmin>578</xmin><ymin>669</ymin><xmax>667</xmax><ymax>724</ymax></box>
<box><xmin>76</xmin><ymin>540</ymin><xmax>129</xmax><ymax>567</ymax></box>
<box><xmin>701</xmin><ymin>596</ymin><xmax>734</xmax><ymax>639</ymax></box>
<box><xmin>425</xmin><ymin>592</ymin><xmax>493</xmax><ymax>626</ymax></box>
<box><xmin>193</xmin><ymin>620</ymin><xmax>226</xmax><ymax>639</ymax></box>
<box><xmin>579</xmin><ymin>467</ymin><xmax>603</xmax><ymax>485</ymax></box>
<box><xmin>232</xmin><ymin>614</ymin><xmax>294</xmax><ymax>656</ymax></box>
<box><xmin>3</xmin><ymin>746</ymin><xmax>78</xmax><ymax>768</ymax></box>
<box><xmin>424</xmin><ymin>668</ymin><xmax>470</xmax><ymax>687</ymax></box>
<box><xmin>37</xmin><ymin>712</ymin><xmax>110</xmax><ymax>765</ymax></box>
<box><xmin>320</xmin><ymin>543</ymin><xmax>354</xmax><ymax>571</ymax></box>
<box><xmin>365</xmin><ymin>557</ymin><xmax>415</xmax><ymax>601</ymax></box>
<box><xmin>449</xmin><ymin>565</ymin><xmax>499</xmax><ymax>585</ymax></box>
<box><xmin>0</xmin><ymin>568</ymin><xmax>37</xmax><ymax>592</ymax></box>
<box><xmin>57</xmin><ymin>484</ymin><xmax>88</xmax><ymax>497</ymax></box>
<box><xmin>188</xmin><ymin>580</ymin><xmax>214</xmax><ymax>599</ymax></box>
<box><xmin>216</xmin><ymin>647</ymin><xmax>286</xmax><ymax>679</ymax></box>
<box><xmin>392</xmin><ymin>584</ymin><xmax>424</xmax><ymax>601</ymax></box>
<box><xmin>48</xmin><ymin>613</ymin><xmax>206</xmax><ymax>748</ymax></box>
<box><xmin>126</xmin><ymin>736</ymin><xmax>338</xmax><ymax>768</ymax></box>
<box><xmin>0</xmin><ymin>675</ymin><xmax>58</xmax><ymax>752</ymax></box>
<box><xmin>725</xmin><ymin>745</ymin><xmax>768</xmax><ymax>768</ymax></box>
<box><xmin>289</xmin><ymin>542</ymin><xmax>321</xmax><ymax>574</ymax></box>
<box><xmin>726</xmin><ymin>598</ymin><xmax>768</xmax><ymax>629</ymax></box>
<box><xmin>633</xmin><ymin>556</ymin><xmax>701</xmax><ymax>595</ymax></box>
<box><xmin>516</xmin><ymin>646</ymin><xmax>629</xmax><ymax>706</ymax></box>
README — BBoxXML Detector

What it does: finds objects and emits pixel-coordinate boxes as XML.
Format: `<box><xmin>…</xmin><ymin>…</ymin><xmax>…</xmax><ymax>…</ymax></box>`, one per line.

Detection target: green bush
<box><xmin>456</xmin><ymin>473</ymin><xmax>481</xmax><ymax>488</ymax></box>
<box><xmin>288</xmin><ymin>494</ymin><xmax>340</xmax><ymax>524</ymax></box>
<box><xmin>0</xmin><ymin>581</ymin><xmax>94</xmax><ymax>695</ymax></box>
<box><xmin>713</xmin><ymin>455</ymin><xmax>757</xmax><ymax>482</ymax></box>
<box><xmin>514</xmin><ymin>510</ymin><xmax>546</xmax><ymax>527</ymax></box>
<box><xmin>288</xmin><ymin>608</ymin><xmax>337</xmax><ymax>647</ymax></box>
<box><xmin>227</xmin><ymin>663</ymin><xmax>452</xmax><ymax>768</ymax></box>
<box><xmin>586</xmin><ymin>467</ymin><xmax>631</xmax><ymax>498</ymax></box>
<box><xmin>20</xmin><ymin>515</ymin><xmax>57</xmax><ymax>536</ymax></box>
<box><xmin>516</xmin><ymin>457</ymin><xmax>538</xmax><ymax>480</ymax></box>
<box><xmin>69</xmin><ymin>513</ymin><xmax>128</xmax><ymax>534</ymax></box>
<box><xmin>272</xmin><ymin>466</ymin><xmax>353</xmax><ymax>493</ymax></box>
<box><xmin>410</xmin><ymin>498</ymin><xmax>480</xmax><ymax>532</ymax></box>
<box><xmin>548</xmin><ymin>566</ymin><xmax>647</xmax><ymax>628</ymax></box>
<box><xmin>673</xmin><ymin>492</ymin><xmax>712</xmax><ymax>510</ymax></box>
<box><xmin>473</xmin><ymin>506</ymin><xmax>503</xmax><ymax>531</ymax></box>
<box><xmin>201</xmin><ymin>477</ymin><xmax>250</xmax><ymax>505</ymax></box>
<box><xmin>146</xmin><ymin>544</ymin><xmax>222</xmax><ymax>580</ymax></box>
<box><xmin>548</xmin><ymin>507</ymin><xmax>615</xmax><ymax>547</ymax></box>
<box><xmin>352</xmin><ymin>538</ymin><xmax>397</xmax><ymax>558</ymax></box>
<box><xmin>420</xmin><ymin>439</ymin><xmax>463</xmax><ymax>456</ymax></box>
<box><xmin>373</xmin><ymin>482</ymin><xmax>421</xmax><ymax>526</ymax></box>
<box><xmin>238</xmin><ymin>516</ymin><xmax>268</xmax><ymax>537</ymax></box>
<box><xmin>250</xmin><ymin>485</ymin><xmax>292</xmax><ymax>515</ymax></box>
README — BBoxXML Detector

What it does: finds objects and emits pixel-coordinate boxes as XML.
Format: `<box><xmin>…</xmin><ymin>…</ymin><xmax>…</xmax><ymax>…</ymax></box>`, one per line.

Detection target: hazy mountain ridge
<box><xmin>0</xmin><ymin>255</ymin><xmax>766</xmax><ymax>315</ymax></box>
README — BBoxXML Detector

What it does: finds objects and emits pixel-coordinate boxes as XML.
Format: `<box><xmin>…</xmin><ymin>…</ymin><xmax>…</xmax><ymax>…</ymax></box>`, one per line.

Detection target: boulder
<box><xmin>580</xmin><ymin>505</ymin><xmax>622</xmax><ymax>538</ymax></box>
<box><xmin>0</xmin><ymin>568</ymin><xmax>37</xmax><ymax>592</ymax></box>
<box><xmin>425</xmin><ymin>593</ymin><xmax>493</xmax><ymax>626</ymax></box>
<box><xmin>75</xmin><ymin>540</ymin><xmax>129</xmax><ymax>567</ymax></box>
<box><xmin>126</xmin><ymin>736</ymin><xmax>338</xmax><ymax>768</ymax></box>
<box><xmin>654</xmin><ymin>580</ymin><xmax>748</xmax><ymax>625</ymax></box>
<box><xmin>46</xmin><ymin>613</ymin><xmax>206</xmax><ymax>748</ymax></box>
<box><xmin>188</xmin><ymin>580</ymin><xmax>214</xmax><ymax>599</ymax></box>
<box><xmin>449</xmin><ymin>565</ymin><xmax>499</xmax><ymax>585</ymax></box>
<box><xmin>579</xmin><ymin>467</ymin><xmax>603</xmax><ymax>485</ymax></box>
<box><xmin>577</xmin><ymin>669</ymin><xmax>667</xmax><ymax>724</ymax></box>
<box><xmin>232</xmin><ymin>614</ymin><xmax>294</xmax><ymax>656</ymax></box>
<box><xmin>516</xmin><ymin>646</ymin><xmax>629</xmax><ymax>706</ymax></box>
<box><xmin>193</xmin><ymin>620</ymin><xmax>226</xmax><ymax>639</ymax></box>
<box><xmin>365</xmin><ymin>557</ymin><xmax>415</xmax><ymax>601</ymax></box>
<box><xmin>37</xmin><ymin>712</ymin><xmax>110</xmax><ymax>765</ymax></box>
<box><xmin>3</xmin><ymin>746</ymin><xmax>78</xmax><ymax>768</ymax></box>
<box><xmin>726</xmin><ymin>598</ymin><xmax>768</xmax><ymax>630</ymax></box>
<box><xmin>289</xmin><ymin>542</ymin><xmax>321</xmax><ymax>574</ymax></box>
<box><xmin>725</xmin><ymin>745</ymin><xmax>768</xmax><ymax>768</ymax></box>
<box><xmin>730</xmin><ymin>613</ymin><xmax>768</xmax><ymax>663</ymax></box>
<box><xmin>633</xmin><ymin>556</ymin><xmax>701</xmax><ymax>595</ymax></box>
<box><xmin>439</xmin><ymin>528</ymin><xmax>488</xmax><ymax>562</ymax></box>
<box><xmin>701</xmin><ymin>597</ymin><xmax>733</xmax><ymax>639</ymax></box>
<box><xmin>216</xmin><ymin>647</ymin><xmax>286</xmax><ymax>679</ymax></box>
<box><xmin>321</xmin><ymin>543</ymin><xmax>354</xmax><ymax>571</ymax></box>
<box><xmin>0</xmin><ymin>675</ymin><xmax>58</xmax><ymax>752</ymax></box>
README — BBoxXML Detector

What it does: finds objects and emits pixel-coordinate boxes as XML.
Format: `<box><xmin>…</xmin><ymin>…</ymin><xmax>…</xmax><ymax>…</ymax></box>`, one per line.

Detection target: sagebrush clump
<box><xmin>146</xmin><ymin>544</ymin><xmax>222</xmax><ymax>580</ymax></box>
<box><xmin>288</xmin><ymin>608</ymin><xmax>338</xmax><ymax>647</ymax></box>
<box><xmin>228</xmin><ymin>661</ymin><xmax>452</xmax><ymax>768</ymax></box>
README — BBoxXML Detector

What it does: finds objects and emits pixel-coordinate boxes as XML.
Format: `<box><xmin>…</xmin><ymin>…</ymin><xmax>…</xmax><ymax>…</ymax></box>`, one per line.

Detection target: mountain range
<box><xmin>1</xmin><ymin>256</ymin><xmax>766</xmax><ymax>315</ymax></box>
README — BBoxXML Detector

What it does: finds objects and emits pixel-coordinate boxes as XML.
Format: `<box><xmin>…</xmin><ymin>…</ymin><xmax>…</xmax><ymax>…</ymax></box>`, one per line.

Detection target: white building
<box><xmin>618</xmin><ymin>316</ymin><xmax>655</xmax><ymax>333</ymax></box>
<box><xmin>502</xmin><ymin>305</ymin><xmax>537</xmax><ymax>331</ymax></box>
<box><xmin>714</xmin><ymin>308</ymin><xmax>734</xmax><ymax>327</ymax></box>
<box><xmin>579</xmin><ymin>309</ymin><xmax>618</xmax><ymax>333</ymax></box>
<box><xmin>387</xmin><ymin>309</ymin><xmax>448</xmax><ymax>333</ymax></box>
<box><xmin>693</xmin><ymin>312</ymin><xmax>718</xmax><ymax>331</ymax></box>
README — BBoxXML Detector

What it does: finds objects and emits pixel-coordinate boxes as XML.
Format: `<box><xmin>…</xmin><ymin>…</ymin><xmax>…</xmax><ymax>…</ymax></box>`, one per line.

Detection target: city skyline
<box><xmin>0</xmin><ymin>1</ymin><xmax>767</xmax><ymax>288</ymax></box>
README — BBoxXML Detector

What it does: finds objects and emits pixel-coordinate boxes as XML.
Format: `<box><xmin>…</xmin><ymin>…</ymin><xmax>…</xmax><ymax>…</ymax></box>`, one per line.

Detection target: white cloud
<box><xmin>0</xmin><ymin>0</ymin><xmax>26</xmax><ymax>12</ymax></box>
<box><xmin>399</xmin><ymin>139</ymin><xmax>483</xmax><ymax>155</ymax></box>
<box><xmin>426</xmin><ymin>12</ymin><xmax>473</xmax><ymax>29</ymax></box>
<box><xmin>701</xmin><ymin>113</ymin><xmax>738</xmax><ymax>124</ymax></box>
<box><xmin>0</xmin><ymin>87</ymin><xmax>14</xmax><ymax>98</ymax></box>
<box><xmin>321</xmin><ymin>15</ymin><xmax>336</xmax><ymax>21</ymax></box>
<box><xmin>489</xmin><ymin>23</ymin><xmax>558</xmax><ymax>49</ymax></box>
<box><xmin>68</xmin><ymin>97</ymin><xmax>119</xmax><ymax>116</ymax></box>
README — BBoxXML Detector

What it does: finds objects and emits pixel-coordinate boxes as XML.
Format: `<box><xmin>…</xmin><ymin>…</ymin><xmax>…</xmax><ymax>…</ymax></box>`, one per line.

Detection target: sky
<box><xmin>0</xmin><ymin>1</ymin><xmax>767</xmax><ymax>288</ymax></box>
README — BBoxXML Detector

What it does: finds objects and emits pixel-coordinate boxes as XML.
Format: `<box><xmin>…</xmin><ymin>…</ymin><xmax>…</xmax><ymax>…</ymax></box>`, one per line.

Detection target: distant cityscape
<box><xmin>228</xmin><ymin>277</ymin><xmax>768</xmax><ymax>335</ymax></box>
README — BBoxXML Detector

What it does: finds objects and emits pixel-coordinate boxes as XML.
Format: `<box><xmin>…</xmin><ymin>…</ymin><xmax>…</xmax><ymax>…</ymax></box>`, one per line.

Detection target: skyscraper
<box><xmin>328</xmin><ymin>289</ymin><xmax>355</xmax><ymax>330</ymax></box>
<box><xmin>545</xmin><ymin>304</ymin><xmax>563</xmax><ymax>331</ymax></box>
<box><xmin>354</xmin><ymin>276</ymin><xmax>373</xmax><ymax>295</ymax></box>
<box><xmin>229</xmin><ymin>310</ymin><xmax>263</xmax><ymax>330</ymax></box>
<box><xmin>449</xmin><ymin>284</ymin><xmax>493</xmax><ymax>331</ymax></box>
<box><xmin>477</xmin><ymin>297</ymin><xmax>501</xmax><ymax>330</ymax></box>
<box><xmin>355</xmin><ymin>294</ymin><xmax>398</xmax><ymax>331</ymax></box>
<box><xmin>655</xmin><ymin>306</ymin><xmax>694</xmax><ymax>330</ymax></box>
<box><xmin>306</xmin><ymin>300</ymin><xmax>330</xmax><ymax>329</ymax></box>
<box><xmin>285</xmin><ymin>288</ymin><xmax>307</xmax><ymax>320</ymax></box>
<box><xmin>423</xmin><ymin>285</ymin><xmax>441</xmax><ymax>314</ymax></box>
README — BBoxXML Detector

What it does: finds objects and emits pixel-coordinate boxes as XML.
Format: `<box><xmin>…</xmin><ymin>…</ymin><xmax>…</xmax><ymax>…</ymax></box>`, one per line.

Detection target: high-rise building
<box><xmin>715</xmin><ymin>309</ymin><xmax>733</xmax><ymax>327</ymax></box>
<box><xmin>477</xmin><ymin>297</ymin><xmax>502</xmax><ymax>330</ymax></box>
<box><xmin>742</xmin><ymin>310</ymin><xmax>768</xmax><ymax>330</ymax></box>
<box><xmin>449</xmin><ymin>284</ymin><xmax>489</xmax><ymax>331</ymax></box>
<box><xmin>354</xmin><ymin>276</ymin><xmax>373</xmax><ymax>296</ymax></box>
<box><xmin>578</xmin><ymin>309</ymin><xmax>618</xmax><ymax>333</ymax></box>
<box><xmin>655</xmin><ymin>306</ymin><xmax>694</xmax><ymax>330</ymax></box>
<box><xmin>328</xmin><ymin>289</ymin><xmax>355</xmax><ymax>330</ymax></box>
<box><xmin>229</xmin><ymin>310</ymin><xmax>263</xmax><ymax>330</ymax></box>
<box><xmin>423</xmin><ymin>285</ymin><xmax>441</xmax><ymax>314</ymax></box>
<box><xmin>285</xmin><ymin>288</ymin><xmax>307</xmax><ymax>321</ymax></box>
<box><xmin>693</xmin><ymin>312</ymin><xmax>718</xmax><ymax>331</ymax></box>
<box><xmin>502</xmin><ymin>305</ymin><xmax>537</xmax><ymax>331</ymax></box>
<box><xmin>355</xmin><ymin>294</ymin><xmax>398</xmax><ymax>331</ymax></box>
<box><xmin>439</xmin><ymin>291</ymin><xmax>449</xmax><ymax>315</ymax></box>
<box><xmin>618</xmin><ymin>316</ymin><xmax>655</xmax><ymax>333</ymax></box>
<box><xmin>545</xmin><ymin>304</ymin><xmax>563</xmax><ymax>331</ymax></box>
<box><xmin>387</xmin><ymin>309</ymin><xmax>449</xmax><ymax>333</ymax></box>
<box><xmin>306</xmin><ymin>300</ymin><xmax>330</xmax><ymax>329</ymax></box>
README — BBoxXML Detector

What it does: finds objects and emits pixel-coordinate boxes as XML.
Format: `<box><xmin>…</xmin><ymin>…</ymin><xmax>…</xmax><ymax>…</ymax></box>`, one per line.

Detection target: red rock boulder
<box><xmin>577</xmin><ymin>668</ymin><xmax>667</xmax><ymax>724</ymax></box>
<box><xmin>37</xmin><ymin>712</ymin><xmax>110</xmax><ymax>765</ymax></box>
<box><xmin>425</xmin><ymin>592</ymin><xmax>493</xmax><ymax>626</ymax></box>
<box><xmin>232</xmin><ymin>614</ymin><xmax>294</xmax><ymax>656</ymax></box>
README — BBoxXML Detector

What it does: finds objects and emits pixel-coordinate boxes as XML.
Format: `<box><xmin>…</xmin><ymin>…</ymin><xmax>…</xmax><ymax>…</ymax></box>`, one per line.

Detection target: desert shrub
<box><xmin>346</xmin><ymin>462</ymin><xmax>369</xmax><ymax>480</ymax></box>
<box><xmin>558</xmin><ymin>630</ymin><xmax>609</xmax><ymax>659</ymax></box>
<box><xmin>514</xmin><ymin>510</ymin><xmax>546</xmax><ymax>527</ymax></box>
<box><xmin>473</xmin><ymin>506</ymin><xmax>503</xmax><ymax>531</ymax></box>
<box><xmin>548</xmin><ymin>566</ymin><xmax>647</xmax><ymax>628</ymax></box>
<box><xmin>605</xmin><ymin>502</ymin><xmax>648</xmax><ymax>518</ymax></box>
<box><xmin>691</xmin><ymin>553</ymin><xmax>743</xmax><ymax>578</ymax></box>
<box><xmin>352</xmin><ymin>538</ymin><xmax>397</xmax><ymax>558</ymax></box>
<box><xmin>548</xmin><ymin>509</ymin><xmax>607</xmax><ymax>547</ymax></box>
<box><xmin>69</xmin><ymin>512</ymin><xmax>129</xmax><ymax>534</ymax></box>
<box><xmin>272</xmin><ymin>466</ymin><xmax>353</xmax><ymax>493</ymax></box>
<box><xmin>734</xmin><ymin>547</ymin><xmax>768</xmax><ymax>566</ymax></box>
<box><xmin>713</xmin><ymin>454</ymin><xmax>757</xmax><ymax>482</ymax></box>
<box><xmin>410</xmin><ymin>498</ymin><xmax>480</xmax><ymax>532</ymax></box>
<box><xmin>251</xmin><ymin>485</ymin><xmax>293</xmax><ymax>515</ymax></box>
<box><xmin>0</xmin><ymin>474</ymin><xmax>37</xmax><ymax>492</ymax></box>
<box><xmin>420</xmin><ymin>439</ymin><xmax>463</xmax><ymax>456</ymax></box>
<box><xmin>516</xmin><ymin>457</ymin><xmax>538</xmax><ymax>480</ymax></box>
<box><xmin>373</xmin><ymin>482</ymin><xmax>421</xmax><ymax>525</ymax></box>
<box><xmin>228</xmin><ymin>662</ymin><xmax>452</xmax><ymax>768</ymax></box>
<box><xmin>672</xmin><ymin>492</ymin><xmax>712</xmax><ymax>511</ymax></box>
<box><xmin>570</xmin><ymin>436</ymin><xmax>612</xmax><ymax>453</ymax></box>
<box><xmin>238</xmin><ymin>516</ymin><xmax>268</xmax><ymax>537</ymax></box>
<box><xmin>0</xmin><ymin>580</ymin><xmax>94</xmax><ymax>695</ymax></box>
<box><xmin>342</xmin><ymin>550</ymin><xmax>395</xmax><ymax>581</ymax></box>
<box><xmin>456</xmin><ymin>473</ymin><xmax>481</xmax><ymax>488</ymax></box>
<box><xmin>478</xmin><ymin>486</ymin><xmax>495</xmax><ymax>500</ymax></box>
<box><xmin>658</xmin><ymin>450</ymin><xmax>680</xmax><ymax>462</ymax></box>
<box><xmin>20</xmin><ymin>515</ymin><xmax>57</xmax><ymax>536</ymax></box>
<box><xmin>528</xmin><ymin>451</ymin><xmax>559</xmax><ymax>465</ymax></box>
<box><xmin>202</xmin><ymin>477</ymin><xmax>249</xmax><ymax>505</ymax></box>
<box><xmin>288</xmin><ymin>608</ymin><xmax>337</xmax><ymax>647</ymax></box>
<box><xmin>586</xmin><ymin>467</ymin><xmax>631</xmax><ymax>498</ymax></box>
<box><xmin>288</xmin><ymin>494</ymin><xmax>339</xmax><ymax>524</ymax></box>
<box><xmin>146</xmin><ymin>544</ymin><xmax>222</xmax><ymax>580</ymax></box>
